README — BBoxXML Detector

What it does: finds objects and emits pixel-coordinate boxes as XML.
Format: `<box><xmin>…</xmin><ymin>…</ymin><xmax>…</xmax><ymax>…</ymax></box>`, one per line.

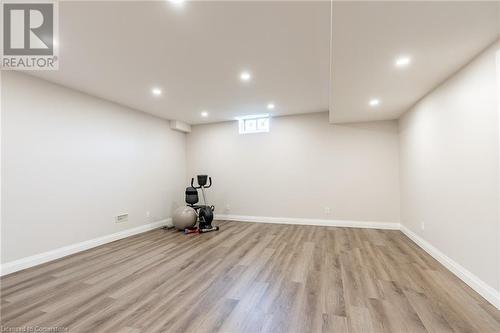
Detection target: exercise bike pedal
<box><xmin>199</xmin><ymin>226</ymin><xmax>219</xmax><ymax>233</ymax></box>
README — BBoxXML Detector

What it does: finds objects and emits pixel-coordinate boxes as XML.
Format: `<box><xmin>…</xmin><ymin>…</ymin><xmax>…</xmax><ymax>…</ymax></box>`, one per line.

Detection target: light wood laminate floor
<box><xmin>1</xmin><ymin>221</ymin><xmax>500</xmax><ymax>332</ymax></box>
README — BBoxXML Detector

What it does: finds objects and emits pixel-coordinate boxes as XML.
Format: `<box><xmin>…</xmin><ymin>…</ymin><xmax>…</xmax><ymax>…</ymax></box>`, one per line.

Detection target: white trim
<box><xmin>400</xmin><ymin>225</ymin><xmax>500</xmax><ymax>310</ymax></box>
<box><xmin>496</xmin><ymin>48</ymin><xmax>500</xmax><ymax>296</ymax></box>
<box><xmin>216</xmin><ymin>214</ymin><xmax>500</xmax><ymax>309</ymax></box>
<box><xmin>216</xmin><ymin>214</ymin><xmax>400</xmax><ymax>230</ymax></box>
<box><xmin>2</xmin><ymin>214</ymin><xmax>499</xmax><ymax>310</ymax></box>
<box><xmin>0</xmin><ymin>218</ymin><xmax>171</xmax><ymax>276</ymax></box>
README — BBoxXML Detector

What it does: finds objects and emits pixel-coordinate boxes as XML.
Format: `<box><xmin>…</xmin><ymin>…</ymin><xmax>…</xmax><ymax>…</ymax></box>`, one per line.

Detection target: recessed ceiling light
<box><xmin>369</xmin><ymin>99</ymin><xmax>380</xmax><ymax>107</ymax></box>
<box><xmin>267</xmin><ymin>103</ymin><xmax>275</xmax><ymax>110</ymax></box>
<box><xmin>152</xmin><ymin>87</ymin><xmax>162</xmax><ymax>96</ymax></box>
<box><xmin>240</xmin><ymin>71</ymin><xmax>251</xmax><ymax>82</ymax></box>
<box><xmin>169</xmin><ymin>0</ymin><xmax>185</xmax><ymax>6</ymax></box>
<box><xmin>201</xmin><ymin>111</ymin><xmax>209</xmax><ymax>117</ymax></box>
<box><xmin>395</xmin><ymin>56</ymin><xmax>411</xmax><ymax>67</ymax></box>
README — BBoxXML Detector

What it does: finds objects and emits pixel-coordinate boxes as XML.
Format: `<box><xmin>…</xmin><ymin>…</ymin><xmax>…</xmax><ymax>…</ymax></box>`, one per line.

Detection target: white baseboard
<box><xmin>216</xmin><ymin>214</ymin><xmax>400</xmax><ymax>230</ymax></box>
<box><xmin>0</xmin><ymin>218</ymin><xmax>171</xmax><ymax>276</ymax></box>
<box><xmin>400</xmin><ymin>225</ymin><xmax>500</xmax><ymax>310</ymax></box>
<box><xmin>216</xmin><ymin>214</ymin><xmax>499</xmax><ymax>310</ymax></box>
<box><xmin>2</xmin><ymin>215</ymin><xmax>498</xmax><ymax>311</ymax></box>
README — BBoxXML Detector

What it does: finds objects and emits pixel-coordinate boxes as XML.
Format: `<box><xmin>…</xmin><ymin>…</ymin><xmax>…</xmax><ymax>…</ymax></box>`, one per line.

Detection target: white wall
<box><xmin>186</xmin><ymin>112</ymin><xmax>400</xmax><ymax>223</ymax></box>
<box><xmin>1</xmin><ymin>72</ymin><xmax>186</xmax><ymax>263</ymax></box>
<box><xmin>399</xmin><ymin>40</ymin><xmax>500</xmax><ymax>291</ymax></box>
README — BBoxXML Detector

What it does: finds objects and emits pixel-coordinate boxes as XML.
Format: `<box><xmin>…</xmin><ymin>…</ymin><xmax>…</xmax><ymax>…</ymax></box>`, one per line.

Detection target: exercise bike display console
<box><xmin>184</xmin><ymin>175</ymin><xmax>219</xmax><ymax>233</ymax></box>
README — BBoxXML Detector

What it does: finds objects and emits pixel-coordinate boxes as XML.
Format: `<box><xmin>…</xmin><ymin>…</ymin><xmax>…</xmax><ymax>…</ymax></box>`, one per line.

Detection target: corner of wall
<box><xmin>396</xmin><ymin>112</ymin><xmax>410</xmax><ymax>228</ymax></box>
<box><xmin>496</xmin><ymin>47</ymin><xmax>500</xmax><ymax>292</ymax></box>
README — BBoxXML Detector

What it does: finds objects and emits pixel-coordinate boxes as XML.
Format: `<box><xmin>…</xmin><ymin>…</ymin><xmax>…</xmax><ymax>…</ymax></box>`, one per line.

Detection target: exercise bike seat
<box><xmin>185</xmin><ymin>187</ymin><xmax>199</xmax><ymax>205</ymax></box>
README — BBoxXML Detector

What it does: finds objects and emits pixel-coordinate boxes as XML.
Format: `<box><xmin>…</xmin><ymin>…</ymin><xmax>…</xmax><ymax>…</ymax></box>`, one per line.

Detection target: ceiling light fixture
<box><xmin>369</xmin><ymin>99</ymin><xmax>380</xmax><ymax>107</ymax></box>
<box><xmin>152</xmin><ymin>87</ymin><xmax>162</xmax><ymax>96</ymax></box>
<box><xmin>267</xmin><ymin>103</ymin><xmax>275</xmax><ymax>110</ymax></box>
<box><xmin>395</xmin><ymin>56</ymin><xmax>411</xmax><ymax>67</ymax></box>
<box><xmin>169</xmin><ymin>0</ymin><xmax>185</xmax><ymax>6</ymax></box>
<box><xmin>240</xmin><ymin>71</ymin><xmax>251</xmax><ymax>82</ymax></box>
<box><xmin>201</xmin><ymin>111</ymin><xmax>209</xmax><ymax>117</ymax></box>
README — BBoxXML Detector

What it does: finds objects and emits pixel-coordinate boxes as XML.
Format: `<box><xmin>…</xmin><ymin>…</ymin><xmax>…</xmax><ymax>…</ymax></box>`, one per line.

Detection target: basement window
<box><xmin>238</xmin><ymin>115</ymin><xmax>270</xmax><ymax>134</ymax></box>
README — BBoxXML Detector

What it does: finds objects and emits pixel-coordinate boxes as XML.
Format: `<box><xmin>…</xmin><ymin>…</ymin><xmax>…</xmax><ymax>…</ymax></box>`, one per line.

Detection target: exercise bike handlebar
<box><xmin>190</xmin><ymin>176</ymin><xmax>212</xmax><ymax>189</ymax></box>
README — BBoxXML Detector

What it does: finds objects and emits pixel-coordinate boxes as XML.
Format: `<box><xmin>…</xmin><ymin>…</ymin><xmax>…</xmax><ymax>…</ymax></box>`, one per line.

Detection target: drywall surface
<box><xmin>1</xmin><ymin>71</ymin><xmax>186</xmax><ymax>263</ymax></box>
<box><xmin>399</xmin><ymin>40</ymin><xmax>500</xmax><ymax>291</ymax></box>
<box><xmin>187</xmin><ymin>112</ymin><xmax>400</xmax><ymax>223</ymax></box>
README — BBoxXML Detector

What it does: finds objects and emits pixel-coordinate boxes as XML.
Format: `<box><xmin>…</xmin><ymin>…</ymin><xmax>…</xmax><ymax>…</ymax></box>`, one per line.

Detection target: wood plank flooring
<box><xmin>1</xmin><ymin>221</ymin><xmax>500</xmax><ymax>332</ymax></box>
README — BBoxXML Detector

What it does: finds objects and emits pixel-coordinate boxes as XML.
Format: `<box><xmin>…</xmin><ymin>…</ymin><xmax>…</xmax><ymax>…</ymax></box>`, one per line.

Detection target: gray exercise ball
<box><xmin>172</xmin><ymin>206</ymin><xmax>197</xmax><ymax>230</ymax></box>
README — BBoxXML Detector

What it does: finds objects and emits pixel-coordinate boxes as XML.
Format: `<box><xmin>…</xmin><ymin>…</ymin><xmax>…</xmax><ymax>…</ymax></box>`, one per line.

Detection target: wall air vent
<box><xmin>115</xmin><ymin>214</ymin><xmax>128</xmax><ymax>223</ymax></box>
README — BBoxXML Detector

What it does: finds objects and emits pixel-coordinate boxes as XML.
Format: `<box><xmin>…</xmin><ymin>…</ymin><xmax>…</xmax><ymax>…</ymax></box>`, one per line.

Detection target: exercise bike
<box><xmin>184</xmin><ymin>175</ymin><xmax>219</xmax><ymax>233</ymax></box>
